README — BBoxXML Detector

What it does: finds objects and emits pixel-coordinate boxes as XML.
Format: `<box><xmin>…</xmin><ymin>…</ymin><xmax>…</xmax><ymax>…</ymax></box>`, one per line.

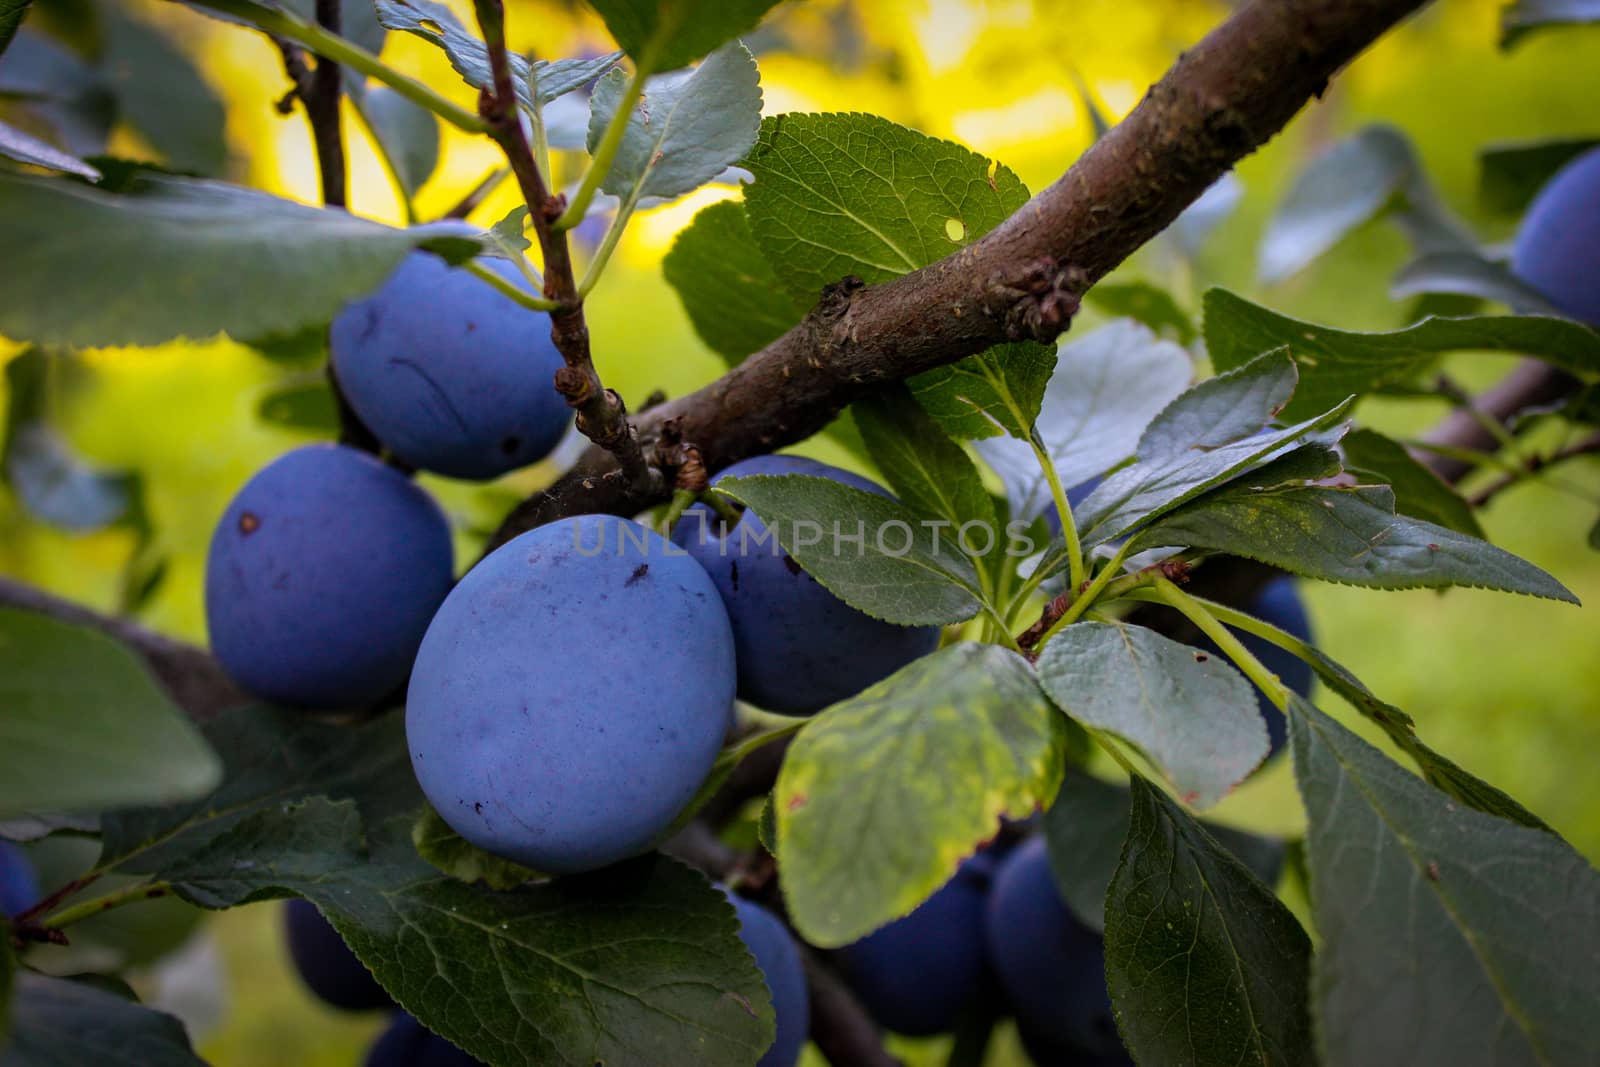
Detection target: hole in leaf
<box><xmin>418</xmin><ymin>18</ymin><xmax>444</xmax><ymax>35</ymax></box>
<box><xmin>945</xmin><ymin>217</ymin><xmax>966</xmax><ymax>242</ymax></box>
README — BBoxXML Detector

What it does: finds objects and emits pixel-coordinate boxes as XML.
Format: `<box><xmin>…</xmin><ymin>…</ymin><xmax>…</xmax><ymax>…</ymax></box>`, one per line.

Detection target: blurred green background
<box><xmin>3</xmin><ymin>1</ymin><xmax>1599</xmax><ymax>1064</ymax></box>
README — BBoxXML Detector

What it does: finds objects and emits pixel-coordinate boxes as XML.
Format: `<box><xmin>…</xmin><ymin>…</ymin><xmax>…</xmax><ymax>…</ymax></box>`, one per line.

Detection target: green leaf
<box><xmin>0</xmin><ymin>119</ymin><xmax>100</xmax><ymax>179</ymax></box>
<box><xmin>1390</xmin><ymin>249</ymin><xmax>1561</xmax><ymax>315</ymax></box>
<box><xmin>714</xmin><ymin>473</ymin><xmax>987</xmax><ymax>626</ymax></box>
<box><xmin>1478</xmin><ymin>137</ymin><xmax>1600</xmax><ymax>214</ymax></box>
<box><xmin>1340</xmin><ymin>427</ymin><xmax>1483</xmax><ymax>537</ymax></box>
<box><xmin>1074</xmin><ymin>397</ymin><xmax>1354</xmax><ymax>549</ymax></box>
<box><xmin>1258</xmin><ymin>125</ymin><xmax>1421</xmax><ymax>284</ymax></box>
<box><xmin>855</xmin><ymin>382</ymin><xmax>997</xmax><ymax>532</ymax></box>
<box><xmin>1137</xmin><ymin>348</ymin><xmax>1296</xmax><ymax>463</ymax></box>
<box><xmin>1106</xmin><ymin>777</ymin><xmax>1314</xmax><ymax>1067</ymax></box>
<box><xmin>411</xmin><ymin>804</ymin><xmax>538</xmax><ymax>891</ymax></box>
<box><xmin>976</xmin><ymin>320</ymin><xmax>1191</xmax><ymax>520</ymax></box>
<box><xmin>1502</xmin><ymin>0</ymin><xmax>1600</xmax><ymax>47</ymax></box>
<box><xmin>1</xmin><ymin>972</ymin><xmax>209</xmax><ymax>1066</ymax></box>
<box><xmin>1082</xmin><ymin>280</ymin><xmax>1196</xmax><ymax>343</ymax></box>
<box><xmin>586</xmin><ymin>0</ymin><xmax>781</xmax><ymax>72</ymax></box>
<box><xmin>361</xmin><ymin>87</ymin><xmax>440</xmax><ymax>196</ymax></box>
<box><xmin>588</xmin><ymin>41</ymin><xmax>761</xmax><ymax>202</ymax></box>
<box><xmin>98</xmin><ymin>704</ymin><xmax>419</xmax><ymax>873</ymax></box>
<box><xmin>0</xmin><ymin>0</ymin><xmax>29</xmax><ymax>58</ymax></box>
<box><xmin>0</xmin><ymin>609</ymin><xmax>221</xmax><ymax>820</ymax></box>
<box><xmin>0</xmin><ymin>172</ymin><xmax>471</xmax><ymax>348</ymax></box>
<box><xmin>908</xmin><ymin>340</ymin><xmax>1056</xmax><ymax>441</ymax></box>
<box><xmin>1041</xmin><ymin>768</ymin><xmax>1284</xmax><ymax>933</ymax></box>
<box><xmin>774</xmin><ymin>643</ymin><xmax>1066</xmax><ymax>946</ymax></box>
<box><xmin>528</xmin><ymin>53</ymin><xmax>625</xmax><ymax>105</ymax></box>
<box><xmin>1133</xmin><ymin>483</ymin><xmax>1577</xmax><ymax>602</ymax></box>
<box><xmin>662</xmin><ymin>199</ymin><xmax>809</xmax><ymax>365</ymax></box>
<box><xmin>99</xmin><ymin>5</ymin><xmax>227</xmax><ymax>176</ymax></box>
<box><xmin>1204</xmin><ymin>288</ymin><xmax>1600</xmax><ymax>422</ymax></box>
<box><xmin>743</xmin><ymin>111</ymin><xmax>1031</xmax><ymax>298</ymax></box>
<box><xmin>1288</xmin><ymin>695</ymin><xmax>1600</xmax><ymax>1066</ymax></box>
<box><xmin>161</xmin><ymin>799</ymin><xmax>775</xmax><ymax>1067</ymax></box>
<box><xmin>255</xmin><ymin>377</ymin><xmax>339</xmax><ymax>433</ymax></box>
<box><xmin>1035</xmin><ymin>620</ymin><xmax>1268</xmax><ymax>808</ymax></box>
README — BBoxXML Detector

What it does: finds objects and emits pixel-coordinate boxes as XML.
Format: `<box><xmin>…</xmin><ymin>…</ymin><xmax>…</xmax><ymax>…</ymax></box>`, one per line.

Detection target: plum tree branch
<box><xmin>471</xmin><ymin>0</ymin><xmax>662</xmax><ymax>497</ymax></box>
<box><xmin>489</xmin><ymin>0</ymin><xmax>1435</xmax><ymax>546</ymax></box>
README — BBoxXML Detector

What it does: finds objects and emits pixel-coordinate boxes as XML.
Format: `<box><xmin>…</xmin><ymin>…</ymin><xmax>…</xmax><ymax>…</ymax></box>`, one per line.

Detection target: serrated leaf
<box><xmin>1133</xmin><ymin>483</ymin><xmax>1576</xmax><ymax>602</ymax></box>
<box><xmin>1502</xmin><ymin>0</ymin><xmax>1600</xmax><ymax>46</ymax></box>
<box><xmin>1</xmin><ymin>972</ymin><xmax>208</xmax><ymax>1066</ymax></box>
<box><xmin>586</xmin><ymin>0</ymin><xmax>780</xmax><ymax>71</ymax></box>
<box><xmin>1074</xmin><ymin>398</ymin><xmax>1354</xmax><ymax>549</ymax></box>
<box><xmin>529</xmin><ymin>52</ymin><xmax>623</xmax><ymax>104</ymax></box>
<box><xmin>908</xmin><ymin>340</ymin><xmax>1055</xmax><ymax>441</ymax></box>
<box><xmin>588</xmin><ymin>41</ymin><xmax>761</xmax><ymax>202</ymax></box>
<box><xmin>1106</xmin><ymin>777</ymin><xmax>1314</xmax><ymax>1067</ymax></box>
<box><xmin>256</xmin><ymin>377</ymin><xmax>338</xmax><ymax>433</ymax></box>
<box><xmin>1258</xmin><ymin>126</ymin><xmax>1419</xmax><ymax>284</ymax></box>
<box><xmin>662</xmin><ymin>199</ymin><xmax>808</xmax><ymax>365</ymax></box>
<box><xmin>975</xmin><ymin>320</ymin><xmax>1190</xmax><ymax>522</ymax></box>
<box><xmin>1042</xmin><ymin>768</ymin><xmax>1284</xmax><ymax>933</ymax></box>
<box><xmin>715</xmin><ymin>473</ymin><xmax>987</xmax><ymax>626</ymax></box>
<box><xmin>160</xmin><ymin>798</ymin><xmax>774</xmax><ymax>1067</ymax></box>
<box><xmin>1137</xmin><ymin>348</ymin><xmax>1296</xmax><ymax>463</ymax></box>
<box><xmin>0</xmin><ymin>119</ymin><xmax>100</xmax><ymax>178</ymax></box>
<box><xmin>1390</xmin><ymin>250</ymin><xmax>1561</xmax><ymax>315</ymax></box>
<box><xmin>0</xmin><ymin>172</ymin><xmax>470</xmax><ymax>348</ymax></box>
<box><xmin>1082</xmin><ymin>280</ymin><xmax>1196</xmax><ymax>343</ymax></box>
<box><xmin>100</xmin><ymin>6</ymin><xmax>227</xmax><ymax>176</ymax></box>
<box><xmin>1204</xmin><ymin>288</ymin><xmax>1600</xmax><ymax>422</ymax></box>
<box><xmin>1341</xmin><ymin>427</ymin><xmax>1482</xmax><ymax>537</ymax></box>
<box><xmin>1479</xmin><ymin>137</ymin><xmax>1600</xmax><ymax>214</ymax></box>
<box><xmin>0</xmin><ymin>609</ymin><xmax>221</xmax><ymax>820</ymax></box>
<box><xmin>0</xmin><ymin>0</ymin><xmax>28</xmax><ymax>58</ymax></box>
<box><xmin>99</xmin><ymin>704</ymin><xmax>419</xmax><ymax>873</ymax></box>
<box><xmin>774</xmin><ymin>643</ymin><xmax>1066</xmax><ymax>946</ymax></box>
<box><xmin>855</xmin><ymin>381</ymin><xmax>996</xmax><ymax>532</ymax></box>
<box><xmin>412</xmin><ymin>804</ymin><xmax>537</xmax><ymax>891</ymax></box>
<box><xmin>1035</xmin><ymin>620</ymin><xmax>1267</xmax><ymax>808</ymax></box>
<box><xmin>1289</xmin><ymin>695</ymin><xmax>1600</xmax><ymax>1066</ymax></box>
<box><xmin>361</xmin><ymin>87</ymin><xmax>440</xmax><ymax>196</ymax></box>
<box><xmin>743</xmin><ymin>111</ymin><xmax>1031</xmax><ymax>298</ymax></box>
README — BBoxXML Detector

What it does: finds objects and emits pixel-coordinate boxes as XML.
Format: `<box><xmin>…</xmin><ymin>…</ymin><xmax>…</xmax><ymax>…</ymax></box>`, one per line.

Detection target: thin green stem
<box><xmin>347</xmin><ymin>90</ymin><xmax>418</xmax><ymax>224</ymax></box>
<box><xmin>554</xmin><ymin>65</ymin><xmax>648</xmax><ymax>230</ymax></box>
<box><xmin>1031</xmin><ymin>542</ymin><xmax>1132</xmax><ymax>652</ymax></box>
<box><xmin>700</xmin><ymin>490</ymin><xmax>745</xmax><ymax>529</ymax></box>
<box><xmin>1089</xmin><ymin>727</ymin><xmax>1140</xmax><ymax>777</ymax></box>
<box><xmin>1122</xmin><ymin>587</ymin><xmax>1314</xmax><ymax>664</ymax></box>
<box><xmin>659</xmin><ymin>488</ymin><xmax>697</xmax><ymax>536</ymax></box>
<box><xmin>527</xmin><ymin>95</ymin><xmax>552</xmax><ymax>191</ymax></box>
<box><xmin>40</xmin><ymin>881</ymin><xmax>172</xmax><ymax>931</ymax></box>
<box><xmin>192</xmin><ymin>0</ymin><xmax>486</xmax><ymax>133</ymax></box>
<box><xmin>1148</xmin><ymin>577</ymin><xmax>1289</xmax><ymax>711</ymax></box>
<box><xmin>1006</xmin><ymin>553</ymin><xmax>1064</xmax><ymax>625</ymax></box>
<box><xmin>1032</xmin><ymin>434</ymin><xmax>1085</xmax><ymax>590</ymax></box>
<box><xmin>577</xmin><ymin>190</ymin><xmax>640</xmax><ymax>297</ymax></box>
<box><xmin>464</xmin><ymin>260</ymin><xmax>561</xmax><ymax>312</ymax></box>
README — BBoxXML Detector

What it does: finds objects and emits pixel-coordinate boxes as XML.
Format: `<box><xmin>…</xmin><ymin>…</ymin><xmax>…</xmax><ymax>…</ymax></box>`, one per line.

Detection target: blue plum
<box><xmin>1513</xmin><ymin>146</ymin><xmax>1600</xmax><ymax>327</ymax></box>
<box><xmin>406</xmin><ymin>515</ymin><xmax>736</xmax><ymax>874</ymax></box>
<box><xmin>835</xmin><ymin>854</ymin><xmax>995</xmax><ymax>1036</ymax></box>
<box><xmin>331</xmin><ymin>249</ymin><xmax>570</xmax><ymax>480</ymax></box>
<box><xmin>365</xmin><ymin>1014</ymin><xmax>483</xmax><ymax>1066</ymax></box>
<box><xmin>727</xmin><ymin>892</ymin><xmax>809</xmax><ymax>1067</ymax></box>
<box><xmin>283</xmin><ymin>898</ymin><xmax>391</xmax><ymax>1013</ymax></box>
<box><xmin>0</xmin><ymin>840</ymin><xmax>39</xmax><ymax>918</ymax></box>
<box><xmin>1189</xmin><ymin>575</ymin><xmax>1314</xmax><ymax>756</ymax></box>
<box><xmin>672</xmin><ymin>455</ymin><xmax>941</xmax><ymax>715</ymax></box>
<box><xmin>984</xmin><ymin>837</ymin><xmax>1125</xmax><ymax>1059</ymax></box>
<box><xmin>205</xmin><ymin>444</ymin><xmax>454</xmax><ymax>710</ymax></box>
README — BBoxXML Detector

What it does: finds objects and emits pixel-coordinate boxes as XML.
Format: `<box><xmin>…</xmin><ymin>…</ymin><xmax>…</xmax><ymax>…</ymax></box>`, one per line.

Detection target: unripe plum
<box><xmin>407</xmin><ymin>515</ymin><xmax>736</xmax><ymax>874</ymax></box>
<box><xmin>0</xmin><ymin>840</ymin><xmax>39</xmax><ymax>918</ymax></box>
<box><xmin>727</xmin><ymin>892</ymin><xmax>809</xmax><ymax>1067</ymax></box>
<box><xmin>835</xmin><ymin>854</ymin><xmax>995</xmax><ymax>1036</ymax></box>
<box><xmin>672</xmin><ymin>455</ymin><xmax>941</xmax><ymax>715</ymax></box>
<box><xmin>1512</xmin><ymin>146</ymin><xmax>1600</xmax><ymax>327</ymax></box>
<box><xmin>1189</xmin><ymin>575</ymin><xmax>1314</xmax><ymax>756</ymax></box>
<box><xmin>205</xmin><ymin>444</ymin><xmax>454</xmax><ymax>710</ymax></box>
<box><xmin>985</xmin><ymin>837</ymin><xmax>1125</xmax><ymax>1059</ymax></box>
<box><xmin>283</xmin><ymin>898</ymin><xmax>391</xmax><ymax>1012</ymax></box>
<box><xmin>365</xmin><ymin>1014</ymin><xmax>483</xmax><ymax>1066</ymax></box>
<box><xmin>331</xmin><ymin>250</ymin><xmax>570</xmax><ymax>480</ymax></box>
